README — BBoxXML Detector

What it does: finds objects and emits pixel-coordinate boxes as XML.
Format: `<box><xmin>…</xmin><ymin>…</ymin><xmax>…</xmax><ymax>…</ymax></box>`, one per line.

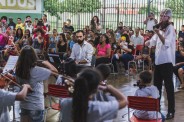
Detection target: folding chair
<box><xmin>105</xmin><ymin>50</ymin><xmax>117</xmax><ymax>76</ymax></box>
<box><xmin>128</xmin><ymin>96</ymin><xmax>162</xmax><ymax>122</ymax></box>
<box><xmin>128</xmin><ymin>45</ymin><xmax>144</xmax><ymax>75</ymax></box>
<box><xmin>44</xmin><ymin>84</ymin><xmax>71</xmax><ymax>122</ymax></box>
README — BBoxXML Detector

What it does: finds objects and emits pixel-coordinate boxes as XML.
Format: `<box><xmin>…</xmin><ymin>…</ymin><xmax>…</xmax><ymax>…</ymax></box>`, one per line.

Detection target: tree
<box><xmin>165</xmin><ymin>0</ymin><xmax>184</xmax><ymax>18</ymax></box>
<box><xmin>138</xmin><ymin>6</ymin><xmax>158</xmax><ymax>14</ymax></box>
<box><xmin>44</xmin><ymin>0</ymin><xmax>101</xmax><ymax>17</ymax></box>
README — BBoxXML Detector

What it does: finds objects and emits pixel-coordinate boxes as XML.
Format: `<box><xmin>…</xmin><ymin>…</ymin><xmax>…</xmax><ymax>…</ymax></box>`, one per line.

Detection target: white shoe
<box><xmin>115</xmin><ymin>54</ymin><xmax>119</xmax><ymax>59</ymax></box>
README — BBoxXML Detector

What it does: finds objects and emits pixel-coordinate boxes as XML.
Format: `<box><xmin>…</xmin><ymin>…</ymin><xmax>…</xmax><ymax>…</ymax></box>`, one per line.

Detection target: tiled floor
<box><xmin>10</xmin><ymin>74</ymin><xmax>184</xmax><ymax>122</ymax></box>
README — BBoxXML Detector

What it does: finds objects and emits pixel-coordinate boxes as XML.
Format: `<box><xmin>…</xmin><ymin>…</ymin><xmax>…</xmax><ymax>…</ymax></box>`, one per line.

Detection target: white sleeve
<box><xmin>0</xmin><ymin>89</ymin><xmax>16</xmax><ymax>107</ymax></box>
<box><xmin>69</xmin><ymin>44</ymin><xmax>76</xmax><ymax>60</ymax></box>
<box><xmin>84</xmin><ymin>44</ymin><xmax>93</xmax><ymax>63</ymax></box>
<box><xmin>89</xmin><ymin>100</ymin><xmax>119</xmax><ymax>122</ymax></box>
<box><xmin>164</xmin><ymin>25</ymin><xmax>176</xmax><ymax>46</ymax></box>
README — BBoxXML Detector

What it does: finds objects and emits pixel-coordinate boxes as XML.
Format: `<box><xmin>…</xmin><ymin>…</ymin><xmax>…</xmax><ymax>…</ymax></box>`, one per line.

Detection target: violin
<box><xmin>0</xmin><ymin>70</ymin><xmax>22</xmax><ymax>89</ymax></box>
<box><xmin>153</xmin><ymin>21</ymin><xmax>171</xmax><ymax>31</ymax></box>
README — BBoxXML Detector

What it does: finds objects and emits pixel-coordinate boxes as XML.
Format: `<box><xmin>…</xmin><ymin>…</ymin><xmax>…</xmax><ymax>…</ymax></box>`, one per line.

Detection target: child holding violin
<box><xmin>0</xmin><ymin>84</ymin><xmax>32</xmax><ymax>122</ymax></box>
<box><xmin>133</xmin><ymin>70</ymin><xmax>165</xmax><ymax>121</ymax></box>
<box><xmin>15</xmin><ymin>45</ymin><xmax>58</xmax><ymax>122</ymax></box>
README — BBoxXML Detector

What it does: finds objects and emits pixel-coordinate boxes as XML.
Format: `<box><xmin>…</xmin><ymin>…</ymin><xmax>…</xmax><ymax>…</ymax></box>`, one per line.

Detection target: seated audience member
<box><xmin>135</xmin><ymin>45</ymin><xmax>152</xmax><ymax>70</ymax></box>
<box><xmin>95</xmin><ymin>34</ymin><xmax>111</xmax><ymax>66</ymax></box>
<box><xmin>112</xmin><ymin>35</ymin><xmax>134</xmax><ymax>74</ymax></box>
<box><xmin>130</xmin><ymin>27</ymin><xmax>144</xmax><ymax>48</ymax></box>
<box><xmin>14</xmin><ymin>28</ymin><xmax>23</xmax><ymax>44</ymax></box>
<box><xmin>173</xmin><ymin>37</ymin><xmax>184</xmax><ymax>85</ymax></box>
<box><xmin>177</xmin><ymin>66</ymin><xmax>184</xmax><ymax>89</ymax></box>
<box><xmin>0</xmin><ymin>84</ymin><xmax>32</xmax><ymax>122</ymax></box>
<box><xmin>48</xmin><ymin>29</ymin><xmax>59</xmax><ymax>53</ymax></box>
<box><xmin>32</xmin><ymin>29</ymin><xmax>44</xmax><ymax>53</ymax></box>
<box><xmin>60</xmin><ymin>68</ymin><xmax>127</xmax><ymax>122</ymax></box>
<box><xmin>3</xmin><ymin>34</ymin><xmax>19</xmax><ymax>60</ymax></box>
<box><xmin>57</xmin><ymin>33</ymin><xmax>68</xmax><ymax>60</ymax></box>
<box><xmin>18</xmin><ymin>29</ymin><xmax>32</xmax><ymax>48</ymax></box>
<box><xmin>178</xmin><ymin>25</ymin><xmax>184</xmax><ymax>39</ymax></box>
<box><xmin>0</xmin><ymin>33</ymin><xmax>8</xmax><ymax>49</ymax></box>
<box><xmin>15</xmin><ymin>45</ymin><xmax>58</xmax><ymax>122</ymax></box>
<box><xmin>134</xmin><ymin>70</ymin><xmax>165</xmax><ymax>121</ymax></box>
<box><xmin>70</xmin><ymin>30</ymin><xmax>93</xmax><ymax>66</ymax></box>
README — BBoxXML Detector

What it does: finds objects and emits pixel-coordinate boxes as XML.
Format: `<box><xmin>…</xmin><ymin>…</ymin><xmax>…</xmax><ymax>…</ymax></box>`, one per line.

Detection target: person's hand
<box><xmin>153</xmin><ymin>28</ymin><xmax>159</xmax><ymax>34</ymax></box>
<box><xmin>98</xmin><ymin>84</ymin><xmax>108</xmax><ymax>91</ymax></box>
<box><xmin>23</xmin><ymin>84</ymin><xmax>33</xmax><ymax>92</ymax></box>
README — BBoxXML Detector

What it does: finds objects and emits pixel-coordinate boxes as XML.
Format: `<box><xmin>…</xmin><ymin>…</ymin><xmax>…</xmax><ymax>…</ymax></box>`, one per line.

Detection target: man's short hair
<box><xmin>96</xmin><ymin>64</ymin><xmax>111</xmax><ymax>80</ymax></box>
<box><xmin>17</xmin><ymin>18</ymin><xmax>21</xmax><ymax>20</ymax></box>
<box><xmin>139</xmin><ymin>71</ymin><xmax>152</xmax><ymax>84</ymax></box>
<box><xmin>76</xmin><ymin>30</ymin><xmax>84</xmax><ymax>35</ymax></box>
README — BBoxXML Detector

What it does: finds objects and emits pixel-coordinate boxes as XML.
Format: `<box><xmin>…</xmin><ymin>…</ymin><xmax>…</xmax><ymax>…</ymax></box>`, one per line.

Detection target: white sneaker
<box><xmin>115</xmin><ymin>54</ymin><xmax>119</xmax><ymax>59</ymax></box>
<box><xmin>123</xmin><ymin>70</ymin><xmax>129</xmax><ymax>76</ymax></box>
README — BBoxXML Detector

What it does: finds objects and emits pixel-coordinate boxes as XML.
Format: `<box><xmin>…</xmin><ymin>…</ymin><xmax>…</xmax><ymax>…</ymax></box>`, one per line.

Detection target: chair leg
<box><xmin>44</xmin><ymin>108</ymin><xmax>50</xmax><ymax>122</ymax></box>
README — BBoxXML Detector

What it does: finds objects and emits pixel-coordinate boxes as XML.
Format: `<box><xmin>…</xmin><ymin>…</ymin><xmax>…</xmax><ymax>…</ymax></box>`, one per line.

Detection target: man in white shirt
<box><xmin>70</xmin><ymin>30</ymin><xmax>93</xmax><ymax>66</ymax></box>
<box><xmin>144</xmin><ymin>12</ymin><xmax>158</xmax><ymax>31</ymax></box>
<box><xmin>131</xmin><ymin>27</ymin><xmax>144</xmax><ymax>47</ymax></box>
<box><xmin>145</xmin><ymin>8</ymin><xmax>175</xmax><ymax>120</ymax></box>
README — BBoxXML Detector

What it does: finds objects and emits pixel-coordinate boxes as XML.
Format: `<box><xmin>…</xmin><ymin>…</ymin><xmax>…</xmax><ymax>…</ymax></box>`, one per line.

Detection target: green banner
<box><xmin>0</xmin><ymin>0</ymin><xmax>36</xmax><ymax>10</ymax></box>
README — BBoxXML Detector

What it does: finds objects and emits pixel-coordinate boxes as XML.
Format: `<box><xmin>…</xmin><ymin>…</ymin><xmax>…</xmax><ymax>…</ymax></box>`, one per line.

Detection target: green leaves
<box><xmin>165</xmin><ymin>0</ymin><xmax>184</xmax><ymax>18</ymax></box>
<box><xmin>44</xmin><ymin>0</ymin><xmax>101</xmax><ymax>18</ymax></box>
<box><xmin>138</xmin><ymin>6</ymin><xmax>158</xmax><ymax>14</ymax></box>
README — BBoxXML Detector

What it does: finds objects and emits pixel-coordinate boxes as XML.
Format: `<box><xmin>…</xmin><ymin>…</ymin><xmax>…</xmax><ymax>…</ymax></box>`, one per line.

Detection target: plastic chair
<box><xmin>44</xmin><ymin>84</ymin><xmax>71</xmax><ymax>122</ymax></box>
<box><xmin>128</xmin><ymin>45</ymin><xmax>144</xmax><ymax>75</ymax></box>
<box><xmin>105</xmin><ymin>50</ymin><xmax>117</xmax><ymax>76</ymax></box>
<box><xmin>128</xmin><ymin>96</ymin><xmax>162</xmax><ymax>122</ymax></box>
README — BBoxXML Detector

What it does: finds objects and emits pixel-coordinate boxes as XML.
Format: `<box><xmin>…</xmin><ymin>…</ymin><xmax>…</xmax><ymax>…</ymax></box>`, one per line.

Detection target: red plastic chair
<box><xmin>44</xmin><ymin>84</ymin><xmax>71</xmax><ymax>122</ymax></box>
<box><xmin>128</xmin><ymin>96</ymin><xmax>162</xmax><ymax>122</ymax></box>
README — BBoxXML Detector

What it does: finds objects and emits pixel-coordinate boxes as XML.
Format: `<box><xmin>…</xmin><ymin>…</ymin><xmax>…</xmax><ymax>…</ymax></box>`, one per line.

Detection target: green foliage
<box><xmin>138</xmin><ymin>6</ymin><xmax>158</xmax><ymax>14</ymax></box>
<box><xmin>44</xmin><ymin>0</ymin><xmax>101</xmax><ymax>18</ymax></box>
<box><xmin>165</xmin><ymin>0</ymin><xmax>184</xmax><ymax>18</ymax></box>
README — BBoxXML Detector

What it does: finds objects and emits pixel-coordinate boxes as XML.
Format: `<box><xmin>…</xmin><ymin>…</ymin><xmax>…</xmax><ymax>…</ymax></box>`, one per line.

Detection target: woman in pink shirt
<box><xmin>95</xmin><ymin>34</ymin><xmax>111</xmax><ymax>66</ymax></box>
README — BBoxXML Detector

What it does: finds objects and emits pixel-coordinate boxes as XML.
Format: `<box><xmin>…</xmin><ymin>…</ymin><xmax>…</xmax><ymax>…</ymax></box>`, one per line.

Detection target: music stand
<box><xmin>48</xmin><ymin>54</ymin><xmax>62</xmax><ymax>70</ymax></box>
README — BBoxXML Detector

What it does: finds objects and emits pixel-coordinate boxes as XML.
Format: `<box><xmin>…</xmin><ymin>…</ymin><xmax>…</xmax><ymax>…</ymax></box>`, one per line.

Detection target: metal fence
<box><xmin>44</xmin><ymin>0</ymin><xmax>184</xmax><ymax>32</ymax></box>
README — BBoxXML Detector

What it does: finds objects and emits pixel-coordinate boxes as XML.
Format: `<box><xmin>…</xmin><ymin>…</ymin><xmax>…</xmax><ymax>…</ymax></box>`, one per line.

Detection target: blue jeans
<box><xmin>112</xmin><ymin>53</ymin><xmax>133</xmax><ymax>71</ymax></box>
<box><xmin>20</xmin><ymin>108</ymin><xmax>44</xmax><ymax>122</ymax></box>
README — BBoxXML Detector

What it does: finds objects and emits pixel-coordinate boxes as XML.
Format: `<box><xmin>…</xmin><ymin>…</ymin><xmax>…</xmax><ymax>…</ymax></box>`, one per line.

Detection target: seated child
<box><xmin>133</xmin><ymin>70</ymin><xmax>165</xmax><ymax>121</ymax></box>
<box><xmin>135</xmin><ymin>45</ymin><xmax>152</xmax><ymax>70</ymax></box>
<box><xmin>94</xmin><ymin>64</ymin><xmax>115</xmax><ymax>101</ymax></box>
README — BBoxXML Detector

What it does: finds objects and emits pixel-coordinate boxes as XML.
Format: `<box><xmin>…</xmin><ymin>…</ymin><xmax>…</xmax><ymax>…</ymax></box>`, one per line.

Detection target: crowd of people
<box><xmin>0</xmin><ymin>7</ymin><xmax>183</xmax><ymax>122</ymax></box>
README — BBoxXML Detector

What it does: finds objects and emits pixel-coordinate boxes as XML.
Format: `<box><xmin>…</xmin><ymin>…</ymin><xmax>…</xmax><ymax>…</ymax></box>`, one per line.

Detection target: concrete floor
<box><xmin>10</xmin><ymin>73</ymin><xmax>184</xmax><ymax>122</ymax></box>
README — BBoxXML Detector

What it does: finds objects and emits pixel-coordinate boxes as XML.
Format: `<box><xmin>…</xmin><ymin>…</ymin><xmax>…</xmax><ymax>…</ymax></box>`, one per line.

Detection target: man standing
<box><xmin>8</xmin><ymin>17</ymin><xmax>16</xmax><ymax>30</ymax></box>
<box><xmin>70</xmin><ymin>30</ymin><xmax>93</xmax><ymax>66</ymax></box>
<box><xmin>144</xmin><ymin>12</ymin><xmax>158</xmax><ymax>31</ymax></box>
<box><xmin>146</xmin><ymin>8</ymin><xmax>175</xmax><ymax>120</ymax></box>
<box><xmin>64</xmin><ymin>19</ymin><xmax>74</xmax><ymax>33</ymax></box>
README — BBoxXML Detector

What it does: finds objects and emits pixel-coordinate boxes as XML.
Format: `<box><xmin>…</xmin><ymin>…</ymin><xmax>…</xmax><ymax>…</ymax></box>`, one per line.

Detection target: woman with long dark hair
<box><xmin>15</xmin><ymin>45</ymin><xmax>58</xmax><ymax>122</ymax></box>
<box><xmin>90</xmin><ymin>16</ymin><xmax>101</xmax><ymax>33</ymax></box>
<box><xmin>57</xmin><ymin>33</ymin><xmax>68</xmax><ymax>60</ymax></box>
<box><xmin>15</xmin><ymin>28</ymin><xmax>23</xmax><ymax>42</ymax></box>
<box><xmin>61</xmin><ymin>68</ymin><xmax>127</xmax><ymax>122</ymax></box>
<box><xmin>95</xmin><ymin>34</ymin><xmax>111</xmax><ymax>66</ymax></box>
